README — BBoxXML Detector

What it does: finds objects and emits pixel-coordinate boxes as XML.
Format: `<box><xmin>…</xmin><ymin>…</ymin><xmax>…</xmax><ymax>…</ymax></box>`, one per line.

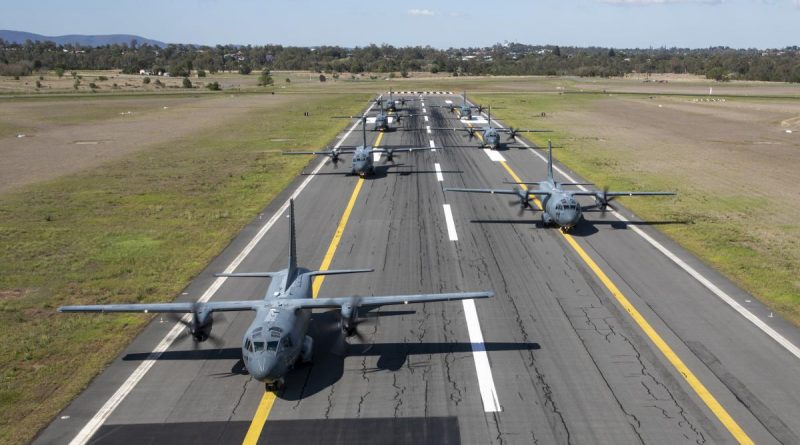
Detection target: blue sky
<box><xmin>1</xmin><ymin>0</ymin><xmax>798</xmax><ymax>49</ymax></box>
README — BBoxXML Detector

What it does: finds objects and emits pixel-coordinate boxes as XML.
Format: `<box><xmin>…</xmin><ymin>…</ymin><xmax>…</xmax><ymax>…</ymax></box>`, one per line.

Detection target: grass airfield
<box><xmin>0</xmin><ymin>71</ymin><xmax>799</xmax><ymax>444</ymax></box>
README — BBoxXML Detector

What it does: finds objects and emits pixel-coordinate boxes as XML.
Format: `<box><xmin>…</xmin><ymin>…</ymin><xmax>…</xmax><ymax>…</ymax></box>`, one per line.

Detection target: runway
<box><xmin>34</xmin><ymin>94</ymin><xmax>800</xmax><ymax>445</ymax></box>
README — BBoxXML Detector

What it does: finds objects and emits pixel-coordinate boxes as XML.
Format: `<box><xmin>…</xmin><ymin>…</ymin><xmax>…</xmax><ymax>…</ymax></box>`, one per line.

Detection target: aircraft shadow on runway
<box><xmin>302</xmin><ymin>163</ymin><xmax>462</xmax><ymax>180</ymax></box>
<box><xmin>471</xmin><ymin>215</ymin><xmax>690</xmax><ymax>237</ymax></box>
<box><xmin>122</xmin><ymin>309</ymin><xmax>539</xmax><ymax>400</ymax></box>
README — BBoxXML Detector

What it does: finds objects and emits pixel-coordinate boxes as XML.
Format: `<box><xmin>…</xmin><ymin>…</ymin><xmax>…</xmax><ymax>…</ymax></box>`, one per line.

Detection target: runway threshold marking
<box><xmin>66</xmin><ymin>103</ymin><xmax>377</xmax><ymax>445</ymax></box>
<box><xmin>516</xmin><ymin>137</ymin><xmax>800</xmax><ymax>362</ymax></box>
<box><xmin>443</xmin><ymin>204</ymin><xmax>459</xmax><ymax>241</ymax></box>
<box><xmin>242</xmin><ymin>129</ymin><xmax>381</xmax><ymax>445</ymax></box>
<box><xmin>498</xmin><ymin>160</ymin><xmax>754</xmax><ymax>445</ymax></box>
<box><xmin>434</xmin><ymin>163</ymin><xmax>444</xmax><ymax>182</ymax></box>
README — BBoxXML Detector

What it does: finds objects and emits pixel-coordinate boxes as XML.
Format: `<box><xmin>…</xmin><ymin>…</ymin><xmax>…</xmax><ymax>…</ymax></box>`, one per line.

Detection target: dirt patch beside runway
<box><xmin>0</xmin><ymin>94</ymin><xmax>294</xmax><ymax>194</ymax></box>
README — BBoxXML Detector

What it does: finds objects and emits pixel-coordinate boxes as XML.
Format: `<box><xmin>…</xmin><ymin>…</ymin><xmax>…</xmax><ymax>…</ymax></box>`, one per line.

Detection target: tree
<box><xmin>197</xmin><ymin>69</ymin><xmax>206</xmax><ymax>77</ymax></box>
<box><xmin>73</xmin><ymin>79</ymin><xmax>80</xmax><ymax>90</ymax></box>
<box><xmin>143</xmin><ymin>77</ymin><xmax>151</xmax><ymax>84</ymax></box>
<box><xmin>182</xmin><ymin>77</ymin><xmax>193</xmax><ymax>88</ymax></box>
<box><xmin>608</xmin><ymin>48</ymin><xmax>616</xmax><ymax>57</ymax></box>
<box><xmin>239</xmin><ymin>64</ymin><xmax>252</xmax><ymax>75</ymax></box>
<box><xmin>401</xmin><ymin>69</ymin><xmax>409</xmax><ymax>78</ymax></box>
<box><xmin>55</xmin><ymin>67</ymin><xmax>64</xmax><ymax>78</ymax></box>
<box><xmin>319</xmin><ymin>74</ymin><xmax>326</xmax><ymax>82</ymax></box>
<box><xmin>553</xmin><ymin>46</ymin><xmax>561</xmax><ymax>57</ymax></box>
<box><xmin>258</xmin><ymin>69</ymin><xmax>273</xmax><ymax>86</ymax></box>
<box><xmin>206</xmin><ymin>81</ymin><xmax>221</xmax><ymax>91</ymax></box>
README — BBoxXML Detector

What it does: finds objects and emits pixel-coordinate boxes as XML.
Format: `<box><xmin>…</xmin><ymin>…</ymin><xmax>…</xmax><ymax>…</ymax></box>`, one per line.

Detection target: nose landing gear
<box><xmin>265</xmin><ymin>379</ymin><xmax>285</xmax><ymax>392</ymax></box>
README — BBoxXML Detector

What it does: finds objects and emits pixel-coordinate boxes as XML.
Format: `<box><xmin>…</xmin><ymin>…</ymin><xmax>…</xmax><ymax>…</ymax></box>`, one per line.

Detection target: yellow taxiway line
<box><xmin>498</xmin><ymin>160</ymin><xmax>753</xmax><ymax>444</ymax></box>
<box><xmin>241</xmin><ymin>130</ymin><xmax>383</xmax><ymax>445</ymax></box>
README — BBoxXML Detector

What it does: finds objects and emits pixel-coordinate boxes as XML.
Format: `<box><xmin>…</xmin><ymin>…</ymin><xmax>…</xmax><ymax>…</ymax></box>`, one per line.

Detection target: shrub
<box><xmin>182</xmin><ymin>77</ymin><xmax>192</xmax><ymax>88</ymax></box>
<box><xmin>97</xmin><ymin>76</ymin><xmax>108</xmax><ymax>81</ymax></box>
<box><xmin>55</xmin><ymin>67</ymin><xmax>65</xmax><ymax>78</ymax></box>
<box><xmin>206</xmin><ymin>81</ymin><xmax>221</xmax><ymax>91</ymax></box>
<box><xmin>319</xmin><ymin>74</ymin><xmax>326</xmax><ymax>82</ymax></box>
<box><xmin>143</xmin><ymin>77</ymin><xmax>151</xmax><ymax>84</ymax></box>
<box><xmin>238</xmin><ymin>64</ymin><xmax>252</xmax><ymax>75</ymax></box>
<box><xmin>197</xmin><ymin>69</ymin><xmax>206</xmax><ymax>77</ymax></box>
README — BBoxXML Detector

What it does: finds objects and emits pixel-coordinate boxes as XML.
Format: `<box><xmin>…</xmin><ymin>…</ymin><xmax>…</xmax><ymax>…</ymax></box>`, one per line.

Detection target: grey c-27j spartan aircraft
<box><xmin>436</xmin><ymin>107</ymin><xmax>551</xmax><ymax>150</ymax></box>
<box><xmin>374</xmin><ymin>90</ymin><xmax>415</xmax><ymax>112</ymax></box>
<box><xmin>59</xmin><ymin>200</ymin><xmax>493</xmax><ymax>391</ymax></box>
<box><xmin>445</xmin><ymin>141</ymin><xmax>676</xmax><ymax>231</ymax></box>
<box><xmin>283</xmin><ymin>114</ymin><xmax>429</xmax><ymax>177</ymax></box>
<box><xmin>433</xmin><ymin>91</ymin><xmax>487</xmax><ymax>120</ymax></box>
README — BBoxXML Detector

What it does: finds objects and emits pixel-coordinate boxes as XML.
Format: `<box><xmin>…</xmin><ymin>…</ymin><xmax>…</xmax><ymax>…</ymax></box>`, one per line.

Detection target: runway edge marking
<box><xmin>514</xmin><ymin>136</ymin><xmax>800</xmax><ymax>362</ymax></box>
<box><xmin>67</xmin><ymin>102</ymin><xmax>376</xmax><ymax>445</ymax></box>
<box><xmin>242</xmin><ymin>130</ymin><xmax>380</xmax><ymax>445</ymax></box>
<box><xmin>498</xmin><ymin>159</ymin><xmax>754</xmax><ymax>445</ymax></box>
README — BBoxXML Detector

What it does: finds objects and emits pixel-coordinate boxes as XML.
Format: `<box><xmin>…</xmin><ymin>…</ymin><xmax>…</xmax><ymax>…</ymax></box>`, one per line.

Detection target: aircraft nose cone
<box><xmin>248</xmin><ymin>355</ymin><xmax>279</xmax><ymax>382</ymax></box>
<box><xmin>559</xmin><ymin>209</ymin><xmax>581</xmax><ymax>229</ymax></box>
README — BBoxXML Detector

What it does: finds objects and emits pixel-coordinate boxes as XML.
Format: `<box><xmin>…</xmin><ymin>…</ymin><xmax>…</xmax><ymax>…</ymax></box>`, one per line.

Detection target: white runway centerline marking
<box><xmin>511</xmin><ymin>136</ymin><xmax>800</xmax><ymax>362</ymax></box>
<box><xmin>422</xmin><ymin>108</ymin><xmax>427</xmax><ymax>114</ymax></box>
<box><xmin>443</xmin><ymin>204</ymin><xmax>458</xmax><ymax>241</ymax></box>
<box><xmin>462</xmin><ymin>299</ymin><xmax>502</xmax><ymax>412</ymax></box>
<box><xmin>67</xmin><ymin>103</ymin><xmax>377</xmax><ymax>445</ymax></box>
<box><xmin>483</xmin><ymin>149</ymin><xmax>506</xmax><ymax>162</ymax></box>
<box><xmin>372</xmin><ymin>152</ymin><xmax>382</xmax><ymax>162</ymax></box>
<box><xmin>424</xmin><ymin>115</ymin><xmax>429</xmax><ymax>122</ymax></box>
<box><xmin>434</xmin><ymin>163</ymin><xmax>443</xmax><ymax>182</ymax></box>
<box><xmin>426</xmin><ymin>125</ymin><xmax>432</xmax><ymax>134</ymax></box>
<box><xmin>445</xmin><ymin>100</ymin><xmax>453</xmax><ymax>104</ymax></box>
<box><xmin>429</xmin><ymin>139</ymin><xmax>436</xmax><ymax>152</ymax></box>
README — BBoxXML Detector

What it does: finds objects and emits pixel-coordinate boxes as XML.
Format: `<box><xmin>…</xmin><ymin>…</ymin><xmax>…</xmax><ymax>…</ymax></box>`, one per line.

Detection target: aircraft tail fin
<box><xmin>287</xmin><ymin>199</ymin><xmax>297</xmax><ymax>288</ymax></box>
<box><xmin>547</xmin><ymin>140</ymin><xmax>554</xmax><ymax>182</ymax></box>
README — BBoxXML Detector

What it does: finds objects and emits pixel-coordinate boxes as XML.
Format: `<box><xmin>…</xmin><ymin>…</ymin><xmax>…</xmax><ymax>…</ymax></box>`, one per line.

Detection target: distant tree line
<box><xmin>2</xmin><ymin>39</ymin><xmax>800</xmax><ymax>83</ymax></box>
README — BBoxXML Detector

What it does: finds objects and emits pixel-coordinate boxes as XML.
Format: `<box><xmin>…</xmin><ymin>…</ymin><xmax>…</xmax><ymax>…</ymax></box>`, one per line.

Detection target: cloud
<box><xmin>599</xmin><ymin>0</ymin><xmax>724</xmax><ymax>4</ymax></box>
<box><xmin>408</xmin><ymin>8</ymin><xmax>435</xmax><ymax>16</ymax></box>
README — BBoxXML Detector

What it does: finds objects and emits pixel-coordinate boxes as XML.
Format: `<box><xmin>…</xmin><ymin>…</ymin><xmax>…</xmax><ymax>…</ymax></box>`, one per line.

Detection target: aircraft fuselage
<box><xmin>538</xmin><ymin>180</ymin><xmax>582</xmax><ymax>230</ymax></box>
<box><xmin>241</xmin><ymin>269</ymin><xmax>313</xmax><ymax>385</ymax></box>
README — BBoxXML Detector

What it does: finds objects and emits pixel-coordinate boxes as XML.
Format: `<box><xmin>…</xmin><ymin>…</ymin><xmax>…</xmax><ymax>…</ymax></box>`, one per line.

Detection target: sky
<box><xmin>1</xmin><ymin>0</ymin><xmax>798</xmax><ymax>49</ymax></box>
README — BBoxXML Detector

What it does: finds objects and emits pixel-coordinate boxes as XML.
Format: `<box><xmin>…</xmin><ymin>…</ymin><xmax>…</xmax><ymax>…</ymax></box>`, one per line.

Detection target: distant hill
<box><xmin>0</xmin><ymin>30</ymin><xmax>166</xmax><ymax>47</ymax></box>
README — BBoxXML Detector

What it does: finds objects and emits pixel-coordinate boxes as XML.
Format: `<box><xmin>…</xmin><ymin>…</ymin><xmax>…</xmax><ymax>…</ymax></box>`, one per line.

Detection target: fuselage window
<box><xmin>245</xmin><ymin>339</ymin><xmax>253</xmax><ymax>352</ymax></box>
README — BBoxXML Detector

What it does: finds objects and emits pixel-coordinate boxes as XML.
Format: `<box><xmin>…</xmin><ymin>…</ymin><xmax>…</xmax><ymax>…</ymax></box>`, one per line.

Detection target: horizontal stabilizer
<box><xmin>215</xmin><ymin>272</ymin><xmax>276</xmax><ymax>278</ymax></box>
<box><xmin>308</xmin><ymin>268</ymin><xmax>374</xmax><ymax>277</ymax></box>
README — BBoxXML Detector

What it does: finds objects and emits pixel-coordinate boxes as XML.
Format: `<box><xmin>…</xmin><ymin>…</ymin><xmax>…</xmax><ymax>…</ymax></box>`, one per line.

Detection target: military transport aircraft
<box><xmin>59</xmin><ymin>200</ymin><xmax>493</xmax><ymax>391</ymax></box>
<box><xmin>445</xmin><ymin>141</ymin><xmax>676</xmax><ymax>231</ymax></box>
<box><xmin>283</xmin><ymin>116</ymin><xmax>429</xmax><ymax>177</ymax></box>
<box><xmin>371</xmin><ymin>102</ymin><xmax>415</xmax><ymax>132</ymax></box>
<box><xmin>375</xmin><ymin>90</ymin><xmax>415</xmax><ymax>112</ymax></box>
<box><xmin>437</xmin><ymin>107</ymin><xmax>551</xmax><ymax>150</ymax></box>
<box><xmin>433</xmin><ymin>91</ymin><xmax>487</xmax><ymax>120</ymax></box>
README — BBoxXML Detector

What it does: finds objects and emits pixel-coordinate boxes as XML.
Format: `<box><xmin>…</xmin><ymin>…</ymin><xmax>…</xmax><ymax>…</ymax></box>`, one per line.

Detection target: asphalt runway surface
<box><xmin>35</xmin><ymin>94</ymin><xmax>800</xmax><ymax>445</ymax></box>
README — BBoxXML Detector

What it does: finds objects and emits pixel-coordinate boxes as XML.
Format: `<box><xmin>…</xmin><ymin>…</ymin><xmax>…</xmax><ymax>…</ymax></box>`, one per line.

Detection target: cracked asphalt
<box><xmin>33</xmin><ymin>95</ymin><xmax>800</xmax><ymax>445</ymax></box>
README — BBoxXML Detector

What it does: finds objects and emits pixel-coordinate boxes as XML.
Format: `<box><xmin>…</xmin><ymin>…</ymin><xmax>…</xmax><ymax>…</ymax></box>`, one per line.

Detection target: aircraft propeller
<box><xmin>507</xmin><ymin>186</ymin><xmax>531</xmax><ymax>216</ymax></box>
<box><xmin>166</xmin><ymin>302</ymin><xmax>225</xmax><ymax>349</ymax></box>
<box><xmin>596</xmin><ymin>186</ymin><xmax>617</xmax><ymax>216</ymax></box>
<box><xmin>507</xmin><ymin>127</ymin><xmax>521</xmax><ymax>140</ymax></box>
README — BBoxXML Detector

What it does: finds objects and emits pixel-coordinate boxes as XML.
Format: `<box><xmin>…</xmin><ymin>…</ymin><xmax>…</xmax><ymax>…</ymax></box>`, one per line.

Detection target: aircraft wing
<box><xmin>495</xmin><ymin>128</ymin><xmax>552</xmax><ymax>133</ymax></box>
<box><xmin>290</xmin><ymin>291</ymin><xmax>493</xmax><ymax>309</ymax></box>
<box><xmin>370</xmin><ymin>147</ymin><xmax>430</xmax><ymax>154</ymax></box>
<box><xmin>571</xmin><ymin>191</ymin><xmax>676</xmax><ymax>197</ymax></box>
<box><xmin>445</xmin><ymin>187</ymin><xmax>551</xmax><ymax>197</ymax></box>
<box><xmin>58</xmin><ymin>300</ymin><xmax>260</xmax><ymax>313</ymax></box>
<box><xmin>282</xmin><ymin>149</ymin><xmax>354</xmax><ymax>156</ymax></box>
